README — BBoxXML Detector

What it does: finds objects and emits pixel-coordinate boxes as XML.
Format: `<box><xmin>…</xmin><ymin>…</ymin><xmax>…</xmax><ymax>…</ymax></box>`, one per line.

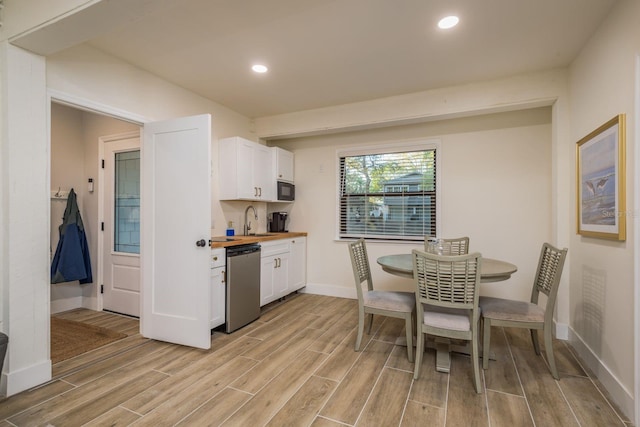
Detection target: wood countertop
<box><xmin>210</xmin><ymin>232</ymin><xmax>308</xmax><ymax>248</ymax></box>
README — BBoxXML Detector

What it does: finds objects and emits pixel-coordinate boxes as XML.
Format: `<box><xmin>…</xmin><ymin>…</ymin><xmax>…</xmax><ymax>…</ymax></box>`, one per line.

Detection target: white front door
<box><xmin>140</xmin><ymin>114</ymin><xmax>212</xmax><ymax>350</ymax></box>
<box><xmin>103</xmin><ymin>134</ymin><xmax>141</xmax><ymax>317</ymax></box>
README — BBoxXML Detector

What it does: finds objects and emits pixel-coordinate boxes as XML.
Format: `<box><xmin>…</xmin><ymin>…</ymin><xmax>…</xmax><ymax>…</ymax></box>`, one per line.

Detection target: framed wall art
<box><xmin>576</xmin><ymin>114</ymin><xmax>626</xmax><ymax>240</ymax></box>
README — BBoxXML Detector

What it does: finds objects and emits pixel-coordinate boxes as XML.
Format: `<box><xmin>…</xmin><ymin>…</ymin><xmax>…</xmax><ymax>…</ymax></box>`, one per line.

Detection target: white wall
<box><xmin>256</xmin><ymin>70</ymin><xmax>574</xmax><ymax>329</ymax></box>
<box><xmin>275</xmin><ymin>109</ymin><xmax>552</xmax><ymax>304</ymax></box>
<box><xmin>567</xmin><ymin>0</ymin><xmax>638</xmax><ymax>420</ymax></box>
<box><xmin>255</xmin><ymin>69</ymin><xmax>564</xmax><ymax>139</ymax></box>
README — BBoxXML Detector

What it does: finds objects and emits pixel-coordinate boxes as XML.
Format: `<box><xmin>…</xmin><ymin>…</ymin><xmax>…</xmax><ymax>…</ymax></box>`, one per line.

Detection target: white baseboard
<box><xmin>300</xmin><ymin>282</ymin><xmax>356</xmax><ymax>299</ymax></box>
<box><xmin>554</xmin><ymin>321</ymin><xmax>569</xmax><ymax>340</ymax></box>
<box><xmin>1</xmin><ymin>359</ymin><xmax>51</xmax><ymax>397</ymax></box>
<box><xmin>50</xmin><ymin>296</ymin><xmax>83</xmax><ymax>314</ymax></box>
<box><xmin>82</xmin><ymin>296</ymin><xmax>99</xmax><ymax>311</ymax></box>
<box><xmin>568</xmin><ymin>326</ymin><xmax>634</xmax><ymax>421</ymax></box>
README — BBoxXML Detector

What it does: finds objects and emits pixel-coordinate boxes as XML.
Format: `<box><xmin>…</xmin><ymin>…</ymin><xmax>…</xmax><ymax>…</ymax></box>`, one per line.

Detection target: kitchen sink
<box><xmin>211</xmin><ymin>237</ymin><xmax>239</xmax><ymax>242</ymax></box>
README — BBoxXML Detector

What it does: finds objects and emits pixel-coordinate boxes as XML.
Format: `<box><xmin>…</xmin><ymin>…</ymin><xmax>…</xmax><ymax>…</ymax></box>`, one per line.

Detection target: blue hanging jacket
<box><xmin>51</xmin><ymin>189</ymin><xmax>93</xmax><ymax>284</ymax></box>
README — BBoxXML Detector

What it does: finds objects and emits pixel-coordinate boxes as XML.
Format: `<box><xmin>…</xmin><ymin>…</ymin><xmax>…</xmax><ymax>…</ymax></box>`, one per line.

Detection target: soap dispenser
<box><xmin>226</xmin><ymin>221</ymin><xmax>235</xmax><ymax>236</ymax></box>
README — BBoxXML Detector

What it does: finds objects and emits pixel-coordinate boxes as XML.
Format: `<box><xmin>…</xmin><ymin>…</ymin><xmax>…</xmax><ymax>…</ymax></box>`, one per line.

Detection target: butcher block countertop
<box><xmin>210</xmin><ymin>232</ymin><xmax>308</xmax><ymax>248</ymax></box>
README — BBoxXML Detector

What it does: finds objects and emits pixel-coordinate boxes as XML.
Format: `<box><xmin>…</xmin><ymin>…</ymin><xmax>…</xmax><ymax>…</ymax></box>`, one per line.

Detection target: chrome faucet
<box><xmin>244</xmin><ymin>205</ymin><xmax>258</xmax><ymax>236</ymax></box>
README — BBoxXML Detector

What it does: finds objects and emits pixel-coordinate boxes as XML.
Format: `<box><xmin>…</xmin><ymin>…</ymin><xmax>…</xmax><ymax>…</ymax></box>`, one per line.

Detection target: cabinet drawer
<box><xmin>211</xmin><ymin>248</ymin><xmax>225</xmax><ymax>268</ymax></box>
<box><xmin>260</xmin><ymin>240</ymin><xmax>289</xmax><ymax>257</ymax></box>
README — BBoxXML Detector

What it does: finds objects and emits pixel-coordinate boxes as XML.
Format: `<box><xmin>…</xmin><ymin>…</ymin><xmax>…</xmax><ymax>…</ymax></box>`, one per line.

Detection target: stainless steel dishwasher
<box><xmin>225</xmin><ymin>243</ymin><xmax>261</xmax><ymax>333</ymax></box>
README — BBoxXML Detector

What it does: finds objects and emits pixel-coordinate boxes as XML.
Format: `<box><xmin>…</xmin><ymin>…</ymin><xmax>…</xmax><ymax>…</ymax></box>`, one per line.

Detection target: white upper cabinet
<box><xmin>272</xmin><ymin>147</ymin><xmax>294</xmax><ymax>183</ymax></box>
<box><xmin>253</xmin><ymin>143</ymin><xmax>274</xmax><ymax>200</ymax></box>
<box><xmin>219</xmin><ymin>136</ymin><xmax>274</xmax><ymax>201</ymax></box>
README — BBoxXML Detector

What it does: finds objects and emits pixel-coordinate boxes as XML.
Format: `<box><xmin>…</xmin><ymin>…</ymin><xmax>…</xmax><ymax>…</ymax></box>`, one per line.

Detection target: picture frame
<box><xmin>576</xmin><ymin>114</ymin><xmax>626</xmax><ymax>240</ymax></box>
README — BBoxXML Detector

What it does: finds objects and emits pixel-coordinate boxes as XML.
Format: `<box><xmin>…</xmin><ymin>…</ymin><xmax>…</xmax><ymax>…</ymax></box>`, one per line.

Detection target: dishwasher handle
<box><xmin>226</xmin><ymin>243</ymin><xmax>261</xmax><ymax>257</ymax></box>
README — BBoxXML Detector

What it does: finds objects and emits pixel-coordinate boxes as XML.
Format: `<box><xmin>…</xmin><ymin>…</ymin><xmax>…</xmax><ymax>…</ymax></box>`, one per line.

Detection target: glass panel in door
<box><xmin>114</xmin><ymin>150</ymin><xmax>140</xmax><ymax>254</ymax></box>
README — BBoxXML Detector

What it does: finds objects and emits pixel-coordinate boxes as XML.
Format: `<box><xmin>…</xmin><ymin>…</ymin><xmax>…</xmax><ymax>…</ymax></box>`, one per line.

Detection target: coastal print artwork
<box><xmin>576</xmin><ymin>114</ymin><xmax>626</xmax><ymax>240</ymax></box>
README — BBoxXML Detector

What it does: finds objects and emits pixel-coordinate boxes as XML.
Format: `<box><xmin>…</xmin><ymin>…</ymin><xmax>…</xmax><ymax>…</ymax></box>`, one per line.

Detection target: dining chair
<box><xmin>348</xmin><ymin>239</ymin><xmax>416</xmax><ymax>362</ymax></box>
<box><xmin>412</xmin><ymin>249</ymin><xmax>483</xmax><ymax>392</ymax></box>
<box><xmin>424</xmin><ymin>236</ymin><xmax>470</xmax><ymax>255</ymax></box>
<box><xmin>479</xmin><ymin>242</ymin><xmax>568</xmax><ymax>379</ymax></box>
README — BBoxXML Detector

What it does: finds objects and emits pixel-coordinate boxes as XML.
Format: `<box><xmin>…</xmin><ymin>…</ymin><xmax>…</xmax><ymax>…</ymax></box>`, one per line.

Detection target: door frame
<box><xmin>97</xmin><ymin>130</ymin><xmax>142</xmax><ymax>313</ymax></box>
<box><xmin>48</xmin><ymin>90</ymin><xmax>147</xmax><ymax>309</ymax></box>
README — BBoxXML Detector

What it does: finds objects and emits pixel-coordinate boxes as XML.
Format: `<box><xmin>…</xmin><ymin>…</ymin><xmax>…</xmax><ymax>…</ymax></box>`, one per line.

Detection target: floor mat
<box><xmin>50</xmin><ymin>317</ymin><xmax>127</xmax><ymax>364</ymax></box>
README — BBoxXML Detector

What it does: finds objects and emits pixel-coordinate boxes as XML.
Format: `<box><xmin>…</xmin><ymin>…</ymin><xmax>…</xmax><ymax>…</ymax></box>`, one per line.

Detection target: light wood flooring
<box><xmin>0</xmin><ymin>293</ymin><xmax>633</xmax><ymax>426</ymax></box>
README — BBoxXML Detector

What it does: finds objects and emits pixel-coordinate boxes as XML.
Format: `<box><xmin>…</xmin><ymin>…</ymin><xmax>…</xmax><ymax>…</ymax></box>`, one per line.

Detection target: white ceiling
<box><xmin>85</xmin><ymin>0</ymin><xmax>616</xmax><ymax>119</ymax></box>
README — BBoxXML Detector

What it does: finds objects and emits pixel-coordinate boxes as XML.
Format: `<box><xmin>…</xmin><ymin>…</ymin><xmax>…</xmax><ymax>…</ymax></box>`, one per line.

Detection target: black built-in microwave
<box><xmin>277</xmin><ymin>181</ymin><xmax>295</xmax><ymax>201</ymax></box>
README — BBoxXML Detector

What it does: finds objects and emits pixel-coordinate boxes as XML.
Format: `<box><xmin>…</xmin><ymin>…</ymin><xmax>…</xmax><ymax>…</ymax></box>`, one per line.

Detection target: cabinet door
<box><xmin>237</xmin><ymin>139</ymin><xmax>257</xmax><ymax>199</ymax></box>
<box><xmin>210</xmin><ymin>267</ymin><xmax>225</xmax><ymax>328</ymax></box>
<box><xmin>254</xmin><ymin>144</ymin><xmax>273</xmax><ymax>200</ymax></box>
<box><xmin>274</xmin><ymin>253</ymin><xmax>290</xmax><ymax>298</ymax></box>
<box><xmin>289</xmin><ymin>237</ymin><xmax>306</xmax><ymax>291</ymax></box>
<box><xmin>218</xmin><ymin>136</ymin><xmax>275</xmax><ymax>201</ymax></box>
<box><xmin>275</xmin><ymin>148</ymin><xmax>294</xmax><ymax>183</ymax></box>
<box><xmin>260</xmin><ymin>255</ymin><xmax>277</xmax><ymax>306</ymax></box>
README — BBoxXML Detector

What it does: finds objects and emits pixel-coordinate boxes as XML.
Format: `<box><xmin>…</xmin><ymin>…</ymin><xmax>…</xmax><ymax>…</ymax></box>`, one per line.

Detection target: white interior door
<box><xmin>103</xmin><ymin>136</ymin><xmax>141</xmax><ymax>317</ymax></box>
<box><xmin>141</xmin><ymin>114</ymin><xmax>212</xmax><ymax>349</ymax></box>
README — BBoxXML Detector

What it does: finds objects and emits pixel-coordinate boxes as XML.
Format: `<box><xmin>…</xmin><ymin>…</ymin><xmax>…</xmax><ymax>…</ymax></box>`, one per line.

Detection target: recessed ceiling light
<box><xmin>438</xmin><ymin>15</ymin><xmax>459</xmax><ymax>29</ymax></box>
<box><xmin>252</xmin><ymin>64</ymin><xmax>268</xmax><ymax>73</ymax></box>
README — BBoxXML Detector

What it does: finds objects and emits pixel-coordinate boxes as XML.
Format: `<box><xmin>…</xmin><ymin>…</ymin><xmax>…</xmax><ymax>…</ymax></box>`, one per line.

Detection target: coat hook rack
<box><xmin>51</xmin><ymin>187</ymin><xmax>69</xmax><ymax>200</ymax></box>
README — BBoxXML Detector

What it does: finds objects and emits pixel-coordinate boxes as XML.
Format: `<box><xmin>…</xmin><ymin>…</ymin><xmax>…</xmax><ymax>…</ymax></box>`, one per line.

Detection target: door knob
<box><xmin>196</xmin><ymin>239</ymin><xmax>207</xmax><ymax>247</ymax></box>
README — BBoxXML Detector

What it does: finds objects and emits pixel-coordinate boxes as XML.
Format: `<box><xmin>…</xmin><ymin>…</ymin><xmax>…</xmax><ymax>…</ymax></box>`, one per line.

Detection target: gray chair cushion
<box><xmin>422</xmin><ymin>303</ymin><xmax>471</xmax><ymax>331</ymax></box>
<box><xmin>479</xmin><ymin>296</ymin><xmax>545</xmax><ymax>323</ymax></box>
<box><xmin>364</xmin><ymin>291</ymin><xmax>415</xmax><ymax>313</ymax></box>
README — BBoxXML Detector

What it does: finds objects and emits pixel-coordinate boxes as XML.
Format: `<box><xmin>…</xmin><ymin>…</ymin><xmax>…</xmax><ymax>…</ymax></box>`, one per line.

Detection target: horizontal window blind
<box><xmin>339</xmin><ymin>148</ymin><xmax>436</xmax><ymax>240</ymax></box>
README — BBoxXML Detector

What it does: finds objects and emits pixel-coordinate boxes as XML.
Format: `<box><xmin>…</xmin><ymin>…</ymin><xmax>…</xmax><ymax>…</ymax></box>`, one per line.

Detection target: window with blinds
<box><xmin>338</xmin><ymin>145</ymin><xmax>437</xmax><ymax>241</ymax></box>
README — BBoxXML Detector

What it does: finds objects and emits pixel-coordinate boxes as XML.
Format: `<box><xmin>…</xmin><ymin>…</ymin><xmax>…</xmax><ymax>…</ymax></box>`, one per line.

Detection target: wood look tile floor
<box><xmin>0</xmin><ymin>293</ymin><xmax>633</xmax><ymax>427</ymax></box>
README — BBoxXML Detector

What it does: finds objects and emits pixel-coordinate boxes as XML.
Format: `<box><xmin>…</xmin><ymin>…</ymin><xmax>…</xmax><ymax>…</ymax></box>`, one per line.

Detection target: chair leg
<box><xmin>366</xmin><ymin>313</ymin><xmax>374</xmax><ymax>334</ymax></box>
<box><xmin>404</xmin><ymin>313</ymin><xmax>414</xmax><ymax>363</ymax></box>
<box><xmin>482</xmin><ymin>318</ymin><xmax>491</xmax><ymax>370</ymax></box>
<box><xmin>355</xmin><ymin>307</ymin><xmax>365</xmax><ymax>351</ymax></box>
<box><xmin>544</xmin><ymin>324</ymin><xmax>559</xmax><ymax>380</ymax></box>
<box><xmin>413</xmin><ymin>329</ymin><xmax>424</xmax><ymax>380</ymax></box>
<box><xmin>471</xmin><ymin>329</ymin><xmax>482</xmax><ymax>393</ymax></box>
<box><xmin>531</xmin><ymin>329</ymin><xmax>541</xmax><ymax>355</ymax></box>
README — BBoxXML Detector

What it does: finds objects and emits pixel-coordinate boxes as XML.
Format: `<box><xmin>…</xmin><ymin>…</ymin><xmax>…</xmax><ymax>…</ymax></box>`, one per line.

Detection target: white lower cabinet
<box><xmin>260</xmin><ymin>240</ymin><xmax>289</xmax><ymax>306</ymax></box>
<box><xmin>213</xmin><ymin>237</ymin><xmax>306</xmax><ymax>322</ymax></box>
<box><xmin>260</xmin><ymin>237</ymin><xmax>306</xmax><ymax>307</ymax></box>
<box><xmin>289</xmin><ymin>237</ymin><xmax>306</xmax><ymax>291</ymax></box>
<box><xmin>210</xmin><ymin>248</ymin><xmax>226</xmax><ymax>329</ymax></box>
